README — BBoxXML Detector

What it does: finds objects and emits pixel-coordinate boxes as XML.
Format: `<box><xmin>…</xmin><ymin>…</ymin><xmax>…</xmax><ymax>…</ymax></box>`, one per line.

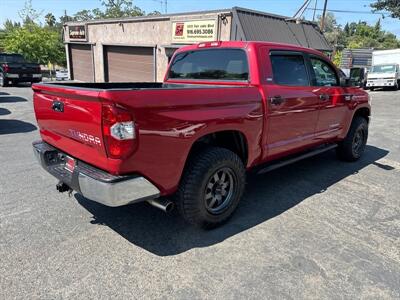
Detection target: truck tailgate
<box><xmin>32</xmin><ymin>84</ymin><xmax>109</xmax><ymax>170</ymax></box>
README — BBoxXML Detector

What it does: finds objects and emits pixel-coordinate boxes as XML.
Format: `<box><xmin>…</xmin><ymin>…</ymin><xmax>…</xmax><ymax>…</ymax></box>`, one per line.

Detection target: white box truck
<box><xmin>366</xmin><ymin>49</ymin><xmax>400</xmax><ymax>90</ymax></box>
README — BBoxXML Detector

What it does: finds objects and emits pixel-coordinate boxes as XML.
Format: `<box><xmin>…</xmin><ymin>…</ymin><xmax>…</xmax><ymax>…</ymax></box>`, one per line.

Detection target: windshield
<box><xmin>168</xmin><ymin>48</ymin><xmax>249</xmax><ymax>81</ymax></box>
<box><xmin>371</xmin><ymin>64</ymin><xmax>396</xmax><ymax>73</ymax></box>
<box><xmin>0</xmin><ymin>54</ymin><xmax>26</xmax><ymax>63</ymax></box>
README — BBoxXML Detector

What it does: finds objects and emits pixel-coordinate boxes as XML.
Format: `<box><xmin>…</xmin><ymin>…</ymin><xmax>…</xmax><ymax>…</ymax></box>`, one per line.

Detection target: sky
<box><xmin>0</xmin><ymin>0</ymin><xmax>399</xmax><ymax>36</ymax></box>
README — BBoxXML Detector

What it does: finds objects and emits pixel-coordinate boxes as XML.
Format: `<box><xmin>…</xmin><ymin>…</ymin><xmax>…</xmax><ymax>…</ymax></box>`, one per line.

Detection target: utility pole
<box><xmin>320</xmin><ymin>0</ymin><xmax>328</xmax><ymax>31</ymax></box>
<box><xmin>312</xmin><ymin>0</ymin><xmax>318</xmax><ymax>22</ymax></box>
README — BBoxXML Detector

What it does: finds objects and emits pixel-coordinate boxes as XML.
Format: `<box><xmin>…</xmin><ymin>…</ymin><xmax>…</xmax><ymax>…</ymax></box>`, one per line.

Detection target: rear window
<box><xmin>168</xmin><ymin>49</ymin><xmax>249</xmax><ymax>81</ymax></box>
<box><xmin>0</xmin><ymin>54</ymin><xmax>26</xmax><ymax>63</ymax></box>
<box><xmin>270</xmin><ymin>54</ymin><xmax>310</xmax><ymax>86</ymax></box>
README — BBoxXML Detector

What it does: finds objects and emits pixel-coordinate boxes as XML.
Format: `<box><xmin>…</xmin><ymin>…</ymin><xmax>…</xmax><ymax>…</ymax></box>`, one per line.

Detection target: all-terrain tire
<box><xmin>176</xmin><ymin>147</ymin><xmax>246</xmax><ymax>229</ymax></box>
<box><xmin>337</xmin><ymin>116</ymin><xmax>368</xmax><ymax>162</ymax></box>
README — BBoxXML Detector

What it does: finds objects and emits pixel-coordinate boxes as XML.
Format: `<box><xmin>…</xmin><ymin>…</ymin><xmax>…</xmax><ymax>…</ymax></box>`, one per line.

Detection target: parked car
<box><xmin>0</xmin><ymin>53</ymin><xmax>42</xmax><ymax>87</ymax></box>
<box><xmin>32</xmin><ymin>41</ymin><xmax>370</xmax><ymax>228</ymax></box>
<box><xmin>56</xmin><ymin>69</ymin><xmax>69</xmax><ymax>81</ymax></box>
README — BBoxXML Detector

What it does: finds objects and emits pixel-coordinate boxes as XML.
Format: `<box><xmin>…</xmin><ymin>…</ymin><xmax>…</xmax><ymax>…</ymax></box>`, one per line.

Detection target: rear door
<box><xmin>261</xmin><ymin>50</ymin><xmax>320</xmax><ymax>160</ymax></box>
<box><xmin>307</xmin><ymin>54</ymin><xmax>349</xmax><ymax>141</ymax></box>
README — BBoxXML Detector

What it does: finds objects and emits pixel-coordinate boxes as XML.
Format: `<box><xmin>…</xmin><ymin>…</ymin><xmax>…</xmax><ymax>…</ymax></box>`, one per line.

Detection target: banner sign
<box><xmin>69</xmin><ymin>25</ymin><xmax>87</xmax><ymax>41</ymax></box>
<box><xmin>172</xmin><ymin>19</ymin><xmax>217</xmax><ymax>43</ymax></box>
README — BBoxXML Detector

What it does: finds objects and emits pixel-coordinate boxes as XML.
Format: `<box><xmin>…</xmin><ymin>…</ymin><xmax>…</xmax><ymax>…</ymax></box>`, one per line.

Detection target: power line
<box><xmin>306</xmin><ymin>8</ymin><xmax>391</xmax><ymax>16</ymax></box>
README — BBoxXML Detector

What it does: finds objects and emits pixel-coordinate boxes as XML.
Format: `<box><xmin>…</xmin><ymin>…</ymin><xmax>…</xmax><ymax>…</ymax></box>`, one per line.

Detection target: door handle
<box><xmin>319</xmin><ymin>94</ymin><xmax>330</xmax><ymax>101</ymax></box>
<box><xmin>344</xmin><ymin>94</ymin><xmax>353</xmax><ymax>101</ymax></box>
<box><xmin>269</xmin><ymin>95</ymin><xmax>285</xmax><ymax>105</ymax></box>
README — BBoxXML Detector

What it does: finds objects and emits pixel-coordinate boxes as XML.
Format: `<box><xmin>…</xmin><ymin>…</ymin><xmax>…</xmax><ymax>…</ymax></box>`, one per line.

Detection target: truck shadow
<box><xmin>0</xmin><ymin>96</ymin><xmax>28</xmax><ymax>103</ymax></box>
<box><xmin>0</xmin><ymin>119</ymin><xmax>37</xmax><ymax>134</ymax></box>
<box><xmin>76</xmin><ymin>145</ymin><xmax>389</xmax><ymax>256</ymax></box>
<box><xmin>0</xmin><ymin>108</ymin><xmax>11</xmax><ymax>116</ymax></box>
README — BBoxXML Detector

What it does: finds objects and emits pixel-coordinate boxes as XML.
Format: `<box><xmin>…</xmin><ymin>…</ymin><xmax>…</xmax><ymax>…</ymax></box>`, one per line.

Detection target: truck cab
<box><xmin>367</xmin><ymin>63</ymin><xmax>399</xmax><ymax>90</ymax></box>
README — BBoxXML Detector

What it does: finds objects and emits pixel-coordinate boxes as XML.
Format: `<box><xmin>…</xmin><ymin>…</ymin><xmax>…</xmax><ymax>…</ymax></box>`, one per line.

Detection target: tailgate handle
<box><xmin>52</xmin><ymin>100</ymin><xmax>64</xmax><ymax>112</ymax></box>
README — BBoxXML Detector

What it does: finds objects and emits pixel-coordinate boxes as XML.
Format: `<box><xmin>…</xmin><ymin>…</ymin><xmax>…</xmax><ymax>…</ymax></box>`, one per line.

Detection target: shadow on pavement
<box><xmin>0</xmin><ymin>96</ymin><xmax>28</xmax><ymax>103</ymax></box>
<box><xmin>0</xmin><ymin>92</ymin><xmax>9</xmax><ymax>95</ymax></box>
<box><xmin>0</xmin><ymin>119</ymin><xmax>37</xmax><ymax>134</ymax></box>
<box><xmin>76</xmin><ymin>145</ymin><xmax>389</xmax><ymax>256</ymax></box>
<box><xmin>0</xmin><ymin>108</ymin><xmax>11</xmax><ymax>116</ymax></box>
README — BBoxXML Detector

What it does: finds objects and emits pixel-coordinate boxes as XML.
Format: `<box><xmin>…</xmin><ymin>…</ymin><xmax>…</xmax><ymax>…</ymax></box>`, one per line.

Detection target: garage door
<box><xmin>105</xmin><ymin>46</ymin><xmax>154</xmax><ymax>82</ymax></box>
<box><xmin>69</xmin><ymin>44</ymin><xmax>94</xmax><ymax>82</ymax></box>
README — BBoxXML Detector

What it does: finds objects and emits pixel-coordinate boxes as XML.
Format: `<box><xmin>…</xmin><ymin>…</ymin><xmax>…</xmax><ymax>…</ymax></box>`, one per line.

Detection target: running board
<box><xmin>256</xmin><ymin>144</ymin><xmax>338</xmax><ymax>175</ymax></box>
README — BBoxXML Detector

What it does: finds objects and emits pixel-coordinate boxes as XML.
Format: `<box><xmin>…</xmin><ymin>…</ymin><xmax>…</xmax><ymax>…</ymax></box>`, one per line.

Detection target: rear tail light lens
<box><xmin>102</xmin><ymin>103</ymin><xmax>136</xmax><ymax>159</ymax></box>
<box><xmin>2</xmin><ymin>64</ymin><xmax>9</xmax><ymax>73</ymax></box>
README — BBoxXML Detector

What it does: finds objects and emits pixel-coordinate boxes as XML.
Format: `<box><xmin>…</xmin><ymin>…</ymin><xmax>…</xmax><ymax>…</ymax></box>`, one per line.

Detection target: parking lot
<box><xmin>0</xmin><ymin>86</ymin><xmax>399</xmax><ymax>299</ymax></box>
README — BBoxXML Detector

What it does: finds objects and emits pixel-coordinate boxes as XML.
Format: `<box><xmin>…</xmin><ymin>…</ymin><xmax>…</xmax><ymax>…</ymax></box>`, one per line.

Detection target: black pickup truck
<box><xmin>0</xmin><ymin>53</ymin><xmax>42</xmax><ymax>87</ymax></box>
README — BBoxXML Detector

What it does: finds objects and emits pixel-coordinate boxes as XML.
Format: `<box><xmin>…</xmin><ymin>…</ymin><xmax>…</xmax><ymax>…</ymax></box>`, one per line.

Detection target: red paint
<box><xmin>32</xmin><ymin>41</ymin><xmax>370</xmax><ymax>195</ymax></box>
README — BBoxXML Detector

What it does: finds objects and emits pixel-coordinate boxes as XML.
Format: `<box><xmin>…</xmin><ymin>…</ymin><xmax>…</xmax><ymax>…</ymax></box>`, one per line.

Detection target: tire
<box><xmin>0</xmin><ymin>73</ymin><xmax>8</xmax><ymax>87</ymax></box>
<box><xmin>337</xmin><ymin>116</ymin><xmax>368</xmax><ymax>162</ymax></box>
<box><xmin>369</xmin><ymin>87</ymin><xmax>374</xmax><ymax>91</ymax></box>
<box><xmin>176</xmin><ymin>147</ymin><xmax>246</xmax><ymax>229</ymax></box>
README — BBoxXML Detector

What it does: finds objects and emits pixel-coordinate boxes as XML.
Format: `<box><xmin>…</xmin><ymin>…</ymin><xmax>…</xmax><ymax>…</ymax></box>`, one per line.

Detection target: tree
<box><xmin>18</xmin><ymin>0</ymin><xmax>42</xmax><ymax>25</ymax></box>
<box><xmin>45</xmin><ymin>13</ymin><xmax>56</xmax><ymax>27</ymax></box>
<box><xmin>371</xmin><ymin>0</ymin><xmax>400</xmax><ymax>19</ymax></box>
<box><xmin>3</xmin><ymin>25</ymin><xmax>65</xmax><ymax>66</ymax></box>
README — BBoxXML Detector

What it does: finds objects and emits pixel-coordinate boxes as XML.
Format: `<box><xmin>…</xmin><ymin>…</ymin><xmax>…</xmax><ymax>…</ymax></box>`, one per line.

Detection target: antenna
<box><xmin>152</xmin><ymin>0</ymin><xmax>167</xmax><ymax>14</ymax></box>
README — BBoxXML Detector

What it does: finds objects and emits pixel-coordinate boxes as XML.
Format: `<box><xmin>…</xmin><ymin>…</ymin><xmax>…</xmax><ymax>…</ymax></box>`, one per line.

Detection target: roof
<box><xmin>231</xmin><ymin>7</ymin><xmax>332</xmax><ymax>52</ymax></box>
<box><xmin>174</xmin><ymin>41</ymin><xmax>327</xmax><ymax>58</ymax></box>
<box><xmin>65</xmin><ymin>6</ymin><xmax>331</xmax><ymax>52</ymax></box>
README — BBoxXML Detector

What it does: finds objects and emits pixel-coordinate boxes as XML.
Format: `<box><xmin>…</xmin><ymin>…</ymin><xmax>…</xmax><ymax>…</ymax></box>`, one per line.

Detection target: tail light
<box><xmin>36</xmin><ymin>65</ymin><xmax>41</xmax><ymax>73</ymax></box>
<box><xmin>102</xmin><ymin>103</ymin><xmax>136</xmax><ymax>159</ymax></box>
<box><xmin>2</xmin><ymin>64</ymin><xmax>9</xmax><ymax>73</ymax></box>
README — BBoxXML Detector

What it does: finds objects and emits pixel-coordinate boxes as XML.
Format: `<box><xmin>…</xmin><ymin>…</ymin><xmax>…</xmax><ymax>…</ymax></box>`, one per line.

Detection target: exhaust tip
<box><xmin>147</xmin><ymin>198</ymin><xmax>174</xmax><ymax>213</ymax></box>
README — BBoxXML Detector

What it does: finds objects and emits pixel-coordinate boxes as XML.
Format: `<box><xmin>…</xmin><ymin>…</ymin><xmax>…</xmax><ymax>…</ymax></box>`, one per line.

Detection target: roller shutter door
<box><xmin>69</xmin><ymin>44</ymin><xmax>94</xmax><ymax>82</ymax></box>
<box><xmin>105</xmin><ymin>46</ymin><xmax>154</xmax><ymax>82</ymax></box>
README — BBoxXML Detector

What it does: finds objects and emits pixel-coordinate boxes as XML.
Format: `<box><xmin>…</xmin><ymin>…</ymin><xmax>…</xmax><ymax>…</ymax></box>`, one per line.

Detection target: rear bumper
<box><xmin>5</xmin><ymin>73</ymin><xmax>42</xmax><ymax>83</ymax></box>
<box><xmin>32</xmin><ymin>141</ymin><xmax>160</xmax><ymax>207</ymax></box>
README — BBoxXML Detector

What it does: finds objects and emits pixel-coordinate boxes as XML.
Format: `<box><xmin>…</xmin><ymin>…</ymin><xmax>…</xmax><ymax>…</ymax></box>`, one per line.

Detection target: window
<box><xmin>371</xmin><ymin>64</ymin><xmax>396</xmax><ymax>73</ymax></box>
<box><xmin>270</xmin><ymin>54</ymin><xmax>309</xmax><ymax>86</ymax></box>
<box><xmin>0</xmin><ymin>54</ymin><xmax>26</xmax><ymax>63</ymax></box>
<box><xmin>168</xmin><ymin>49</ymin><xmax>249</xmax><ymax>81</ymax></box>
<box><xmin>310</xmin><ymin>57</ymin><xmax>338</xmax><ymax>86</ymax></box>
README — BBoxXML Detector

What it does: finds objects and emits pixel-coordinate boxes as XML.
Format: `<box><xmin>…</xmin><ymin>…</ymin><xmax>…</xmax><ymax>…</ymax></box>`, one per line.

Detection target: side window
<box><xmin>310</xmin><ymin>57</ymin><xmax>339</xmax><ymax>86</ymax></box>
<box><xmin>270</xmin><ymin>54</ymin><xmax>310</xmax><ymax>86</ymax></box>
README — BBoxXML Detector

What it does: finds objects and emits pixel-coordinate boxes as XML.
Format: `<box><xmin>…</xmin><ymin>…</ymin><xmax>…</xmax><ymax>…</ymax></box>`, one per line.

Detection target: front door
<box><xmin>262</xmin><ymin>51</ymin><xmax>320</xmax><ymax>161</ymax></box>
<box><xmin>308</xmin><ymin>55</ymin><xmax>349</xmax><ymax>141</ymax></box>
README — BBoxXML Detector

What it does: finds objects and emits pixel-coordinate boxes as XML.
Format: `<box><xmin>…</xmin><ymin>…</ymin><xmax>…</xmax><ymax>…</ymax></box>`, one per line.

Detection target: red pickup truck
<box><xmin>32</xmin><ymin>41</ymin><xmax>370</xmax><ymax>228</ymax></box>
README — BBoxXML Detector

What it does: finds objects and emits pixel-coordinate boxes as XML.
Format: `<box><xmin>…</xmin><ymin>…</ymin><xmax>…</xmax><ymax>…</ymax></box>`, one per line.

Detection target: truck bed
<box><xmin>36</xmin><ymin>81</ymin><xmax>243</xmax><ymax>91</ymax></box>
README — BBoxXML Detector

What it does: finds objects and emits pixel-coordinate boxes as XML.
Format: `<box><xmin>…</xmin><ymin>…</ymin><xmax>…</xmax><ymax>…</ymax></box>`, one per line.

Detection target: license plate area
<box><xmin>64</xmin><ymin>156</ymin><xmax>76</xmax><ymax>173</ymax></box>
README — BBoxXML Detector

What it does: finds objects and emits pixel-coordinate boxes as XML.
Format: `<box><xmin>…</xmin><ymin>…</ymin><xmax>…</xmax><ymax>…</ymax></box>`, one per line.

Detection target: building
<box><xmin>63</xmin><ymin>6</ymin><xmax>331</xmax><ymax>82</ymax></box>
<box><xmin>340</xmin><ymin>48</ymin><xmax>373</xmax><ymax>70</ymax></box>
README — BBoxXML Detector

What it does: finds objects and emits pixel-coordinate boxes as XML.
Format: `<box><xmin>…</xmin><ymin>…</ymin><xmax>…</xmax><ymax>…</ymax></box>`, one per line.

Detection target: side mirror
<box><xmin>340</xmin><ymin>77</ymin><xmax>350</xmax><ymax>87</ymax></box>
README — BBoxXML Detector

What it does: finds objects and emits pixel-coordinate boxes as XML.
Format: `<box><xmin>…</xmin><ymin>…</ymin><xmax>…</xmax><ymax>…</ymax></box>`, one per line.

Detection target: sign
<box><xmin>68</xmin><ymin>25</ymin><xmax>87</xmax><ymax>41</ymax></box>
<box><xmin>172</xmin><ymin>19</ymin><xmax>217</xmax><ymax>43</ymax></box>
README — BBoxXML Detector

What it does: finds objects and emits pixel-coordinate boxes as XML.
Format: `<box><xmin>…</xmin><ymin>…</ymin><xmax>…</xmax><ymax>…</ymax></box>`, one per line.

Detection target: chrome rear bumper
<box><xmin>32</xmin><ymin>141</ymin><xmax>160</xmax><ymax>207</ymax></box>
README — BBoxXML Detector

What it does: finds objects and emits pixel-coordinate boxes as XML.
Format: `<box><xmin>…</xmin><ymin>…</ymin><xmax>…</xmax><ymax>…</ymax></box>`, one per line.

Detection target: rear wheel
<box><xmin>0</xmin><ymin>73</ymin><xmax>8</xmax><ymax>87</ymax></box>
<box><xmin>337</xmin><ymin>116</ymin><xmax>368</xmax><ymax>161</ymax></box>
<box><xmin>176</xmin><ymin>147</ymin><xmax>246</xmax><ymax>229</ymax></box>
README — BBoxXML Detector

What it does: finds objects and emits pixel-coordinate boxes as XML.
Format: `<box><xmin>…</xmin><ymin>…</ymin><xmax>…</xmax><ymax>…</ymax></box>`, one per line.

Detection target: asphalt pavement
<box><xmin>0</xmin><ymin>85</ymin><xmax>399</xmax><ymax>299</ymax></box>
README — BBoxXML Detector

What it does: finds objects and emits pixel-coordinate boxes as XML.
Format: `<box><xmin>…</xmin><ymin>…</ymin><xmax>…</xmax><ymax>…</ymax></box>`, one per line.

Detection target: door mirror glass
<box><xmin>349</xmin><ymin>68</ymin><xmax>364</xmax><ymax>87</ymax></box>
<box><xmin>340</xmin><ymin>76</ymin><xmax>351</xmax><ymax>87</ymax></box>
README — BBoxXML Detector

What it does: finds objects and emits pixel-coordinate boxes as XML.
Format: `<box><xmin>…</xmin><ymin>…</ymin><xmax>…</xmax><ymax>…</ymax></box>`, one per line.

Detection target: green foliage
<box><xmin>371</xmin><ymin>0</ymin><xmax>400</xmax><ymax>19</ymax></box>
<box><xmin>3</xmin><ymin>24</ymin><xmax>65</xmax><ymax>66</ymax></box>
<box><xmin>332</xmin><ymin>50</ymin><xmax>342</xmax><ymax>67</ymax></box>
<box><xmin>319</xmin><ymin>13</ymin><xmax>400</xmax><ymax>50</ymax></box>
<box><xmin>45</xmin><ymin>13</ymin><xmax>56</xmax><ymax>27</ymax></box>
<box><xmin>72</xmin><ymin>0</ymin><xmax>146</xmax><ymax>21</ymax></box>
